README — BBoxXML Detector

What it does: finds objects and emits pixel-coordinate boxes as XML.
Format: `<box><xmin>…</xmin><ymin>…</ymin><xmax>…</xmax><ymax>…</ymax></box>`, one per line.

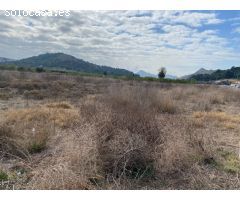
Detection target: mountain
<box><xmin>181</xmin><ymin>68</ymin><xmax>216</xmax><ymax>79</ymax></box>
<box><xmin>191</xmin><ymin>66</ymin><xmax>240</xmax><ymax>81</ymax></box>
<box><xmin>137</xmin><ymin>70</ymin><xmax>157</xmax><ymax>78</ymax></box>
<box><xmin>165</xmin><ymin>74</ymin><xmax>178</xmax><ymax>79</ymax></box>
<box><xmin>137</xmin><ymin>70</ymin><xmax>177</xmax><ymax>79</ymax></box>
<box><xmin>0</xmin><ymin>57</ymin><xmax>14</xmax><ymax>63</ymax></box>
<box><xmin>4</xmin><ymin>53</ymin><xmax>134</xmax><ymax>76</ymax></box>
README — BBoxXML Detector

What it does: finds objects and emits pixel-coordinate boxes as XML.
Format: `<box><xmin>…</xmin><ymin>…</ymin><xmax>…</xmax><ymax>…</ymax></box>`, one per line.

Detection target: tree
<box><xmin>36</xmin><ymin>67</ymin><xmax>45</xmax><ymax>73</ymax></box>
<box><xmin>158</xmin><ymin>67</ymin><xmax>166</xmax><ymax>79</ymax></box>
<box><xmin>17</xmin><ymin>67</ymin><xmax>25</xmax><ymax>71</ymax></box>
<box><xmin>103</xmin><ymin>71</ymin><xmax>107</xmax><ymax>76</ymax></box>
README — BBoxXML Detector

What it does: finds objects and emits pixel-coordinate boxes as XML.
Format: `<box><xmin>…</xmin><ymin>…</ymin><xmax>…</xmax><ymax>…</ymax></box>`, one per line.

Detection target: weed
<box><xmin>0</xmin><ymin>171</ymin><xmax>8</xmax><ymax>181</ymax></box>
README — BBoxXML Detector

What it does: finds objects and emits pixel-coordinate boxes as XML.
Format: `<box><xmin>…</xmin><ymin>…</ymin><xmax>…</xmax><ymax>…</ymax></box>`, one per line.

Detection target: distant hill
<box><xmin>0</xmin><ymin>57</ymin><xmax>14</xmax><ymax>63</ymax></box>
<box><xmin>4</xmin><ymin>53</ymin><xmax>135</xmax><ymax>77</ymax></box>
<box><xmin>137</xmin><ymin>70</ymin><xmax>177</xmax><ymax>79</ymax></box>
<box><xmin>165</xmin><ymin>74</ymin><xmax>178</xmax><ymax>79</ymax></box>
<box><xmin>191</xmin><ymin>66</ymin><xmax>240</xmax><ymax>81</ymax></box>
<box><xmin>137</xmin><ymin>70</ymin><xmax>157</xmax><ymax>78</ymax></box>
<box><xmin>181</xmin><ymin>68</ymin><xmax>216</xmax><ymax>79</ymax></box>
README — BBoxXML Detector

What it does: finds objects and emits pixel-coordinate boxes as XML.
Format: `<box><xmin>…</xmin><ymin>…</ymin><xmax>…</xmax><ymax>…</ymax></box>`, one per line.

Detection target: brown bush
<box><xmin>105</xmin><ymin>85</ymin><xmax>178</xmax><ymax>114</ymax></box>
<box><xmin>28</xmin><ymin>124</ymin><xmax>100</xmax><ymax>189</ymax></box>
<box><xmin>0</xmin><ymin>102</ymin><xmax>79</xmax><ymax>158</ymax></box>
<box><xmin>78</xmin><ymin>85</ymin><xmax>206</xmax><ymax>181</ymax></box>
<box><xmin>28</xmin><ymin>164</ymin><xmax>92</xmax><ymax>190</ymax></box>
<box><xmin>0</xmin><ymin>124</ymin><xmax>29</xmax><ymax>159</ymax></box>
<box><xmin>24</xmin><ymin>90</ymin><xmax>47</xmax><ymax>100</ymax></box>
<box><xmin>10</xmin><ymin>81</ymin><xmax>48</xmax><ymax>91</ymax></box>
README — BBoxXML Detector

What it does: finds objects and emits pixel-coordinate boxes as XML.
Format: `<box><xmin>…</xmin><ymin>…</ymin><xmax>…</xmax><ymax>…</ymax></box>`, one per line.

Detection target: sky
<box><xmin>1</xmin><ymin>10</ymin><xmax>240</xmax><ymax>76</ymax></box>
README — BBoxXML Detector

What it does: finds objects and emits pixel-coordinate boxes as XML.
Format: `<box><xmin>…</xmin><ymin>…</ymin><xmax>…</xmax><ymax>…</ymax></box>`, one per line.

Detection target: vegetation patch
<box><xmin>217</xmin><ymin>149</ymin><xmax>240</xmax><ymax>174</ymax></box>
<box><xmin>0</xmin><ymin>170</ymin><xmax>8</xmax><ymax>181</ymax></box>
<box><xmin>193</xmin><ymin>111</ymin><xmax>240</xmax><ymax>129</ymax></box>
<box><xmin>28</xmin><ymin>142</ymin><xmax>46</xmax><ymax>154</ymax></box>
<box><xmin>1</xmin><ymin>70</ymin><xmax>240</xmax><ymax>189</ymax></box>
<box><xmin>46</xmin><ymin>102</ymin><xmax>73</xmax><ymax>109</ymax></box>
<box><xmin>4</xmin><ymin>102</ymin><xmax>79</xmax><ymax>129</ymax></box>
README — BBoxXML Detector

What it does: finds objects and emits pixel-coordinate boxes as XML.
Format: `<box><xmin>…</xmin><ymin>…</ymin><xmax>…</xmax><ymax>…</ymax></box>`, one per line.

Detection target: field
<box><xmin>1</xmin><ymin>70</ymin><xmax>240</xmax><ymax>189</ymax></box>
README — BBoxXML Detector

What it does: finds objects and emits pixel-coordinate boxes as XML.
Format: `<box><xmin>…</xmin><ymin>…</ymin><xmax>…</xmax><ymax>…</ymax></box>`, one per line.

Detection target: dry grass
<box><xmin>79</xmin><ymin>86</ymin><xmax>207</xmax><ymax>182</ymax></box>
<box><xmin>105</xmin><ymin>85</ymin><xmax>178</xmax><ymax>114</ymax></box>
<box><xmin>28</xmin><ymin>164</ymin><xmax>91</xmax><ymax>190</ymax></box>
<box><xmin>4</xmin><ymin>102</ymin><xmax>79</xmax><ymax>128</ymax></box>
<box><xmin>193</xmin><ymin>111</ymin><xmax>240</xmax><ymax>124</ymax></box>
<box><xmin>0</xmin><ymin>102</ymin><xmax>79</xmax><ymax>160</ymax></box>
<box><xmin>1</xmin><ymin>70</ymin><xmax>240</xmax><ymax>189</ymax></box>
<box><xmin>223</xmin><ymin>122</ymin><xmax>237</xmax><ymax>130</ymax></box>
<box><xmin>0</xmin><ymin>124</ymin><xmax>29</xmax><ymax>159</ymax></box>
<box><xmin>45</xmin><ymin>101</ymin><xmax>74</xmax><ymax>109</ymax></box>
<box><xmin>193</xmin><ymin>111</ymin><xmax>240</xmax><ymax>131</ymax></box>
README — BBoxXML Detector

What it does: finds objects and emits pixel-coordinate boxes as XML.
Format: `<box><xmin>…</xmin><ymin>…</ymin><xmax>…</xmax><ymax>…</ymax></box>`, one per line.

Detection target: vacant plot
<box><xmin>0</xmin><ymin>70</ymin><xmax>240</xmax><ymax>189</ymax></box>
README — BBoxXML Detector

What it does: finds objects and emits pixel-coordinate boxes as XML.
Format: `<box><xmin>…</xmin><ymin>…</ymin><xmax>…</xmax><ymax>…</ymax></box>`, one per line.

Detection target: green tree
<box><xmin>158</xmin><ymin>67</ymin><xmax>166</xmax><ymax>79</ymax></box>
<box><xmin>36</xmin><ymin>67</ymin><xmax>45</xmax><ymax>73</ymax></box>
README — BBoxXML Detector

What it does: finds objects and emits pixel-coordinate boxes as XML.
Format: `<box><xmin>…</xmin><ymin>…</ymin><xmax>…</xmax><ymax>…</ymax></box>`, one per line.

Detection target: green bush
<box><xmin>0</xmin><ymin>171</ymin><xmax>8</xmax><ymax>181</ymax></box>
<box><xmin>28</xmin><ymin>141</ymin><xmax>47</xmax><ymax>154</ymax></box>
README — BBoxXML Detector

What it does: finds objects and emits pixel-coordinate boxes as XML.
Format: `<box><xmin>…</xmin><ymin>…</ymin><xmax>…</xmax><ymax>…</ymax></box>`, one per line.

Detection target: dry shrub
<box><xmin>28</xmin><ymin>164</ymin><xmax>91</xmax><ymax>190</ymax></box>
<box><xmin>209</xmin><ymin>94</ymin><xmax>225</xmax><ymax>104</ymax></box>
<box><xmin>192</xmin><ymin>99</ymin><xmax>212</xmax><ymax>112</ymax></box>
<box><xmin>223</xmin><ymin>122</ymin><xmax>237</xmax><ymax>130</ymax></box>
<box><xmin>153</xmin><ymin>115</ymin><xmax>214</xmax><ymax>175</ymax></box>
<box><xmin>0</xmin><ymin>92</ymin><xmax>12</xmax><ymax>100</ymax></box>
<box><xmin>221</xmin><ymin>88</ymin><xmax>240</xmax><ymax>103</ymax></box>
<box><xmin>10</xmin><ymin>80</ymin><xmax>48</xmax><ymax>91</ymax></box>
<box><xmin>28</xmin><ymin>128</ymin><xmax>50</xmax><ymax>154</ymax></box>
<box><xmin>46</xmin><ymin>102</ymin><xmax>73</xmax><ymax>109</ymax></box>
<box><xmin>28</xmin><ymin>124</ymin><xmax>100</xmax><ymax>189</ymax></box>
<box><xmin>192</xmin><ymin>91</ymin><xmax>228</xmax><ymax>112</ymax></box>
<box><xmin>0</xmin><ymin>124</ymin><xmax>29</xmax><ymax>159</ymax></box>
<box><xmin>97</xmin><ymin>86</ymin><xmax>164</xmax><ymax>178</ymax></box>
<box><xmin>106</xmin><ymin>85</ymin><xmax>178</xmax><ymax>114</ymax></box>
<box><xmin>192</xmin><ymin>89</ymin><xmax>226</xmax><ymax>112</ymax></box>
<box><xmin>170</xmin><ymin>85</ymin><xmax>199</xmax><ymax>100</ymax></box>
<box><xmin>62</xmin><ymin>126</ymin><xmax>100</xmax><ymax>181</ymax></box>
<box><xmin>4</xmin><ymin>102</ymin><xmax>79</xmax><ymax>129</ymax></box>
<box><xmin>98</xmin><ymin>128</ymin><xmax>158</xmax><ymax>179</ymax></box>
<box><xmin>193</xmin><ymin>111</ymin><xmax>240</xmax><ymax>123</ymax></box>
<box><xmin>1</xmin><ymin>109</ymin><xmax>52</xmax><ymax>156</ymax></box>
<box><xmin>24</xmin><ymin>90</ymin><xmax>47</xmax><ymax>100</ymax></box>
<box><xmin>191</xmin><ymin>117</ymin><xmax>205</xmax><ymax>128</ymax></box>
<box><xmin>169</xmin><ymin>87</ymin><xmax>184</xmax><ymax>100</ymax></box>
<box><xmin>193</xmin><ymin>111</ymin><xmax>240</xmax><ymax>131</ymax></box>
<box><xmin>202</xmin><ymin>90</ymin><xmax>226</xmax><ymax>105</ymax></box>
<box><xmin>78</xmin><ymin>85</ymin><xmax>207</xmax><ymax>182</ymax></box>
<box><xmin>0</xmin><ymin>81</ymin><xmax>9</xmax><ymax>88</ymax></box>
<box><xmin>79</xmin><ymin>86</ymin><xmax>163</xmax><ymax>179</ymax></box>
<box><xmin>153</xmin><ymin>94</ymin><xmax>178</xmax><ymax>114</ymax></box>
<box><xmin>97</xmin><ymin>109</ymin><xmax>160</xmax><ymax>178</ymax></box>
<box><xmin>197</xmin><ymin>86</ymin><xmax>240</xmax><ymax>106</ymax></box>
<box><xmin>0</xmin><ymin>74</ymin><xmax>9</xmax><ymax>82</ymax></box>
<box><xmin>1</xmin><ymin>102</ymin><xmax>79</xmax><ymax>156</ymax></box>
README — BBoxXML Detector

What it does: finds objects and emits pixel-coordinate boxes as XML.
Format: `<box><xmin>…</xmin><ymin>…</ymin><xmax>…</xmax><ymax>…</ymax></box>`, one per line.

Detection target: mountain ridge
<box><xmin>137</xmin><ymin>70</ymin><xmax>177</xmax><ymax>79</ymax></box>
<box><xmin>191</xmin><ymin>66</ymin><xmax>240</xmax><ymax>81</ymax></box>
<box><xmin>181</xmin><ymin>68</ymin><xmax>216</xmax><ymax>79</ymax></box>
<box><xmin>0</xmin><ymin>57</ymin><xmax>15</xmax><ymax>63</ymax></box>
<box><xmin>3</xmin><ymin>53</ymin><xmax>135</xmax><ymax>77</ymax></box>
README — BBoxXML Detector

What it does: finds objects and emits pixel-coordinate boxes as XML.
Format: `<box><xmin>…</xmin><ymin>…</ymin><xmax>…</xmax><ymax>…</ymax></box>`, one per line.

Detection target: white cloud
<box><xmin>233</xmin><ymin>26</ymin><xmax>240</xmax><ymax>33</ymax></box>
<box><xmin>0</xmin><ymin>11</ymin><xmax>238</xmax><ymax>76</ymax></box>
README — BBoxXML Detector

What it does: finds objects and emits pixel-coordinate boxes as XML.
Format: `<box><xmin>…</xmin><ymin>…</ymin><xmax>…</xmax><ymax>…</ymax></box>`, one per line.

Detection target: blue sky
<box><xmin>1</xmin><ymin>10</ymin><xmax>240</xmax><ymax>76</ymax></box>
